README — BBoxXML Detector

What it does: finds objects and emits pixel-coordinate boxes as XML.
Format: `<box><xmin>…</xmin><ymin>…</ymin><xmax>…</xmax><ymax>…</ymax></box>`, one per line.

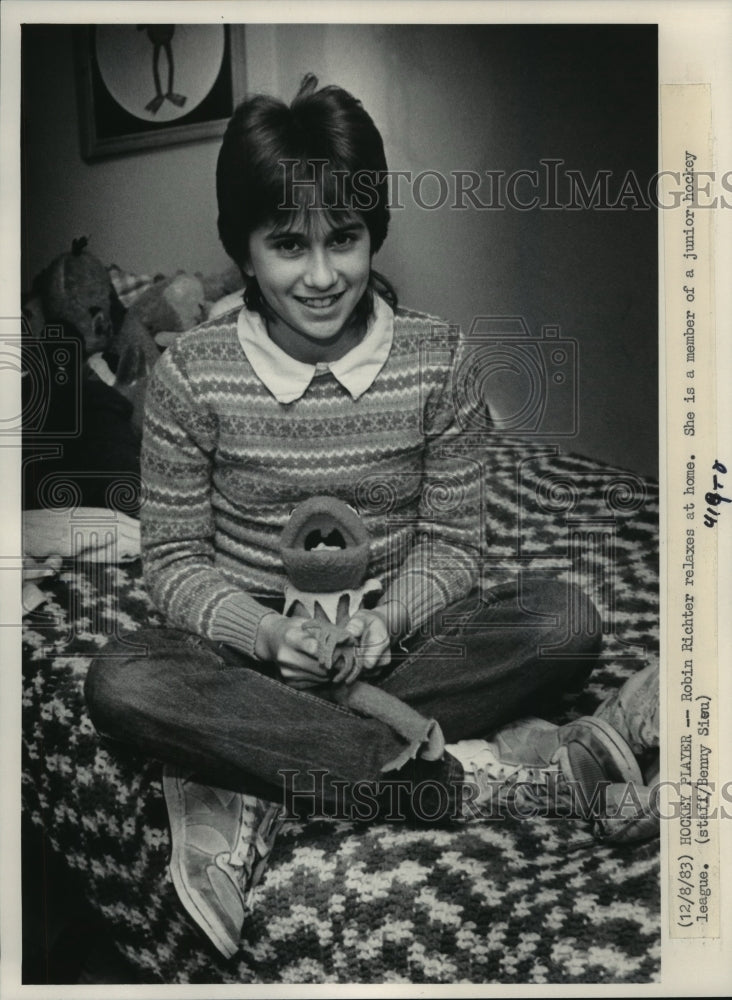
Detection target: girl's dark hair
<box><xmin>216</xmin><ymin>74</ymin><xmax>396</xmax><ymax>314</ymax></box>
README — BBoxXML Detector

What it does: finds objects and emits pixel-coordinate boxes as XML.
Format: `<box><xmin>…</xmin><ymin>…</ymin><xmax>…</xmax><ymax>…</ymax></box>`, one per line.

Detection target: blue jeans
<box><xmin>85</xmin><ymin>579</ymin><xmax>601</xmax><ymax>816</ymax></box>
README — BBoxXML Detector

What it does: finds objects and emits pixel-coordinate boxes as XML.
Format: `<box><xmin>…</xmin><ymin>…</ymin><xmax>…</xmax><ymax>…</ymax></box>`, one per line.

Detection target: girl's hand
<box><xmin>255</xmin><ymin>613</ymin><xmax>328</xmax><ymax>686</ymax></box>
<box><xmin>342</xmin><ymin>608</ymin><xmax>394</xmax><ymax>684</ymax></box>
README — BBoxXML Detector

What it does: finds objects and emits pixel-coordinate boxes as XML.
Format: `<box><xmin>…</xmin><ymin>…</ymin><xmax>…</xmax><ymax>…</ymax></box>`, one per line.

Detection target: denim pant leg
<box><xmin>85</xmin><ymin>576</ymin><xmax>600</xmax><ymax>813</ymax></box>
<box><xmin>380</xmin><ymin>576</ymin><xmax>602</xmax><ymax>742</ymax></box>
<box><xmin>84</xmin><ymin>627</ymin><xmax>415</xmax><ymax>810</ymax></box>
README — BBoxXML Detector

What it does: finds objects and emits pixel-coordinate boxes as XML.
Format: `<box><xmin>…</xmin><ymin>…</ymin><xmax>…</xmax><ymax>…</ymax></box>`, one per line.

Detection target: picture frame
<box><xmin>73</xmin><ymin>23</ymin><xmax>247</xmax><ymax>161</ymax></box>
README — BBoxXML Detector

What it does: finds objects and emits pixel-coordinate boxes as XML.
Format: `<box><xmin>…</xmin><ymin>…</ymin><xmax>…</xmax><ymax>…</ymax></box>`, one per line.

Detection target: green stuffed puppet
<box><xmin>279</xmin><ymin>496</ymin><xmax>444</xmax><ymax>766</ymax></box>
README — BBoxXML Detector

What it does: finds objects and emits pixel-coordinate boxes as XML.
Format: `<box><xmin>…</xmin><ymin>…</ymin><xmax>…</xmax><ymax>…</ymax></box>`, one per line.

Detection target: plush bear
<box><xmin>40</xmin><ymin>236</ymin><xmax>121</xmax><ymax>355</ymax></box>
<box><xmin>111</xmin><ymin>271</ymin><xmax>207</xmax><ymax>385</ymax></box>
<box><xmin>24</xmin><ymin>248</ymin><xmax>242</xmax><ymax>510</ymax></box>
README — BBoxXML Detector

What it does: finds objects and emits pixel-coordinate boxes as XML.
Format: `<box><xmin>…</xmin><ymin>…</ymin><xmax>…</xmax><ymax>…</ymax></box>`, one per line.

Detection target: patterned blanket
<box><xmin>22</xmin><ymin>447</ymin><xmax>660</xmax><ymax>984</ymax></box>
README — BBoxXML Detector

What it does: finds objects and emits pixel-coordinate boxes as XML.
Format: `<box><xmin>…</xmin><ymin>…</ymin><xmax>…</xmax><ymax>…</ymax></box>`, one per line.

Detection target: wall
<box><xmin>21</xmin><ymin>24</ymin><xmax>230</xmax><ymax>281</ymax></box>
<box><xmin>22</xmin><ymin>23</ymin><xmax>658</xmax><ymax>477</ymax></box>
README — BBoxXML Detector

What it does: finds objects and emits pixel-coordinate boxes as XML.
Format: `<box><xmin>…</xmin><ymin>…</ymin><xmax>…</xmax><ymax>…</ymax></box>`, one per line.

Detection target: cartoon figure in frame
<box><xmin>137</xmin><ymin>25</ymin><xmax>187</xmax><ymax>114</ymax></box>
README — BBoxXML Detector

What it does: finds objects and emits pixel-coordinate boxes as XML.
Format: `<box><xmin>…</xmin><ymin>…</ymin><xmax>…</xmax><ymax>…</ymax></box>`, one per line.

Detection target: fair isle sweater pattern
<box><xmin>141</xmin><ymin>303</ymin><xmax>485</xmax><ymax>656</ymax></box>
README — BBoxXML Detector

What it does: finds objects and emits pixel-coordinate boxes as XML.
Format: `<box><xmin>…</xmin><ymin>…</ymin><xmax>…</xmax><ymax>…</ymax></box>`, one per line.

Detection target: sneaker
<box><xmin>593</xmin><ymin>662</ymin><xmax>659</xmax><ymax>757</ymax></box>
<box><xmin>446</xmin><ymin>737</ymin><xmax>575</xmax><ymax>820</ymax></box>
<box><xmin>447</xmin><ymin>715</ymin><xmax>643</xmax><ymax>822</ymax></box>
<box><xmin>491</xmin><ymin>716</ymin><xmax>564</xmax><ymax>767</ymax></box>
<box><xmin>555</xmin><ymin>716</ymin><xmax>643</xmax><ymax>791</ymax></box>
<box><xmin>162</xmin><ymin>766</ymin><xmax>283</xmax><ymax>958</ymax></box>
<box><xmin>593</xmin><ymin>781</ymin><xmax>659</xmax><ymax>844</ymax></box>
<box><xmin>588</xmin><ymin>663</ymin><xmax>661</xmax><ymax>843</ymax></box>
<box><xmin>555</xmin><ymin>716</ymin><xmax>661</xmax><ymax>842</ymax></box>
<box><xmin>491</xmin><ymin>715</ymin><xmax>643</xmax><ymax>785</ymax></box>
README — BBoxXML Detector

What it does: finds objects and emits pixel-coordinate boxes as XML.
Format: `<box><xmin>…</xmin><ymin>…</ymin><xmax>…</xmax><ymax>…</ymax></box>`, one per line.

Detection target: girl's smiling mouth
<box><xmin>294</xmin><ymin>291</ymin><xmax>346</xmax><ymax>309</ymax></box>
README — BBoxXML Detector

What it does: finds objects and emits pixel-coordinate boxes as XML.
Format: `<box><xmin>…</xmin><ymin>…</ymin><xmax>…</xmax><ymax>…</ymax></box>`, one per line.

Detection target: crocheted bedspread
<box><xmin>22</xmin><ymin>448</ymin><xmax>660</xmax><ymax>984</ymax></box>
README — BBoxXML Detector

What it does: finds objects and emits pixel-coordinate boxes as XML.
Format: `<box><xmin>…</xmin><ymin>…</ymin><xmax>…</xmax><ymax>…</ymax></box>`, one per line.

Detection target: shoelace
<box><xmin>469</xmin><ymin>756</ymin><xmax>554</xmax><ymax>811</ymax></box>
<box><xmin>216</xmin><ymin>799</ymin><xmax>283</xmax><ymax>887</ymax></box>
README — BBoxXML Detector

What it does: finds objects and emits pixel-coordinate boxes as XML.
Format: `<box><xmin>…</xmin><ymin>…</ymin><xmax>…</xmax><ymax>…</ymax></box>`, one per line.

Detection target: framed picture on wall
<box><xmin>74</xmin><ymin>23</ymin><xmax>247</xmax><ymax>160</ymax></box>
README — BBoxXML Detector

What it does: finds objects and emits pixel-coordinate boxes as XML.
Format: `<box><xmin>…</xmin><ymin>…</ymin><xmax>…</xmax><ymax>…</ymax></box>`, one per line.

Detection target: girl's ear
<box><xmin>241</xmin><ymin>258</ymin><xmax>254</xmax><ymax>279</ymax></box>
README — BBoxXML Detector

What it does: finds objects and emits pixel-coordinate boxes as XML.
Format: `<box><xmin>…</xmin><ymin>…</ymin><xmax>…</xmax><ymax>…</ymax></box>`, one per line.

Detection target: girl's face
<box><xmin>244</xmin><ymin>211</ymin><xmax>371</xmax><ymax>363</ymax></box>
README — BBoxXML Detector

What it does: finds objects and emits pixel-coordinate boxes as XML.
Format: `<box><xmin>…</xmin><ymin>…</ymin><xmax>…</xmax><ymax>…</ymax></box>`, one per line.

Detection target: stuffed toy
<box><xmin>35</xmin><ymin>237</ymin><xmax>158</xmax><ymax>391</ymax></box>
<box><xmin>110</xmin><ymin>271</ymin><xmax>207</xmax><ymax>385</ymax></box>
<box><xmin>280</xmin><ymin>495</ymin><xmax>382</xmax><ymax>682</ymax></box>
<box><xmin>279</xmin><ymin>496</ymin><xmax>444</xmax><ymax>766</ymax></box>
<box><xmin>23</xmin><ymin>246</ymin><xmax>241</xmax><ymax>512</ymax></box>
<box><xmin>40</xmin><ymin>236</ymin><xmax>120</xmax><ymax>356</ymax></box>
<box><xmin>35</xmin><ymin>243</ymin><xmax>240</xmax><ymax>383</ymax></box>
<box><xmin>195</xmin><ymin>262</ymin><xmax>243</xmax><ymax>305</ymax></box>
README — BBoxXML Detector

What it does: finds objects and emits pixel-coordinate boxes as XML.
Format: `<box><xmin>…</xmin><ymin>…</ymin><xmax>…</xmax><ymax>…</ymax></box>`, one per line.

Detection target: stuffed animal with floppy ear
<box><xmin>38</xmin><ymin>236</ymin><xmax>159</xmax><ymax>388</ymax></box>
<box><xmin>39</xmin><ymin>244</ymin><xmax>231</xmax><ymax>387</ymax></box>
<box><xmin>110</xmin><ymin>271</ymin><xmax>207</xmax><ymax>385</ymax></box>
<box><xmin>41</xmin><ymin>237</ymin><xmax>120</xmax><ymax>355</ymax></box>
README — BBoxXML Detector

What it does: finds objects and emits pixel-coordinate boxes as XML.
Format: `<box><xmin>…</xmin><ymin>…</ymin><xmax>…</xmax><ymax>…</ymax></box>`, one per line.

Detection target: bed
<box><xmin>19</xmin><ymin>262</ymin><xmax>659</xmax><ymax>983</ymax></box>
<box><xmin>22</xmin><ymin>438</ymin><xmax>660</xmax><ymax>985</ymax></box>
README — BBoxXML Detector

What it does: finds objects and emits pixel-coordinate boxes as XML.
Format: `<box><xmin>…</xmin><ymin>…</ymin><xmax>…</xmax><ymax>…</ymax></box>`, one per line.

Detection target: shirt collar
<box><xmin>236</xmin><ymin>293</ymin><xmax>394</xmax><ymax>404</ymax></box>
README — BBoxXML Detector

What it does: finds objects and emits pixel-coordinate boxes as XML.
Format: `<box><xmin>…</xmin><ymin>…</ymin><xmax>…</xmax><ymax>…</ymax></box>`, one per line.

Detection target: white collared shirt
<box><xmin>236</xmin><ymin>292</ymin><xmax>394</xmax><ymax>403</ymax></box>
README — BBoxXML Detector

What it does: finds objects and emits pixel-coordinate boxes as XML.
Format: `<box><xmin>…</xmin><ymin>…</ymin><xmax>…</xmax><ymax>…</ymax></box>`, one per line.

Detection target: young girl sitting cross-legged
<box><xmin>85</xmin><ymin>74</ymin><xmax>658</xmax><ymax>959</ymax></box>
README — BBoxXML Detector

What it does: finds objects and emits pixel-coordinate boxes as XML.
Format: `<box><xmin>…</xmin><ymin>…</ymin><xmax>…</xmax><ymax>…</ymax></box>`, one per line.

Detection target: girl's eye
<box><xmin>329</xmin><ymin>231</ymin><xmax>357</xmax><ymax>249</ymax></box>
<box><xmin>274</xmin><ymin>239</ymin><xmax>303</xmax><ymax>255</ymax></box>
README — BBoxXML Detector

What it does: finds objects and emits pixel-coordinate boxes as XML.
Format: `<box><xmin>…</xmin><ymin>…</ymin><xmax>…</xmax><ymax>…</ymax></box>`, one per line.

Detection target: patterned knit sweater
<box><xmin>141</xmin><ymin>301</ymin><xmax>485</xmax><ymax>658</ymax></box>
